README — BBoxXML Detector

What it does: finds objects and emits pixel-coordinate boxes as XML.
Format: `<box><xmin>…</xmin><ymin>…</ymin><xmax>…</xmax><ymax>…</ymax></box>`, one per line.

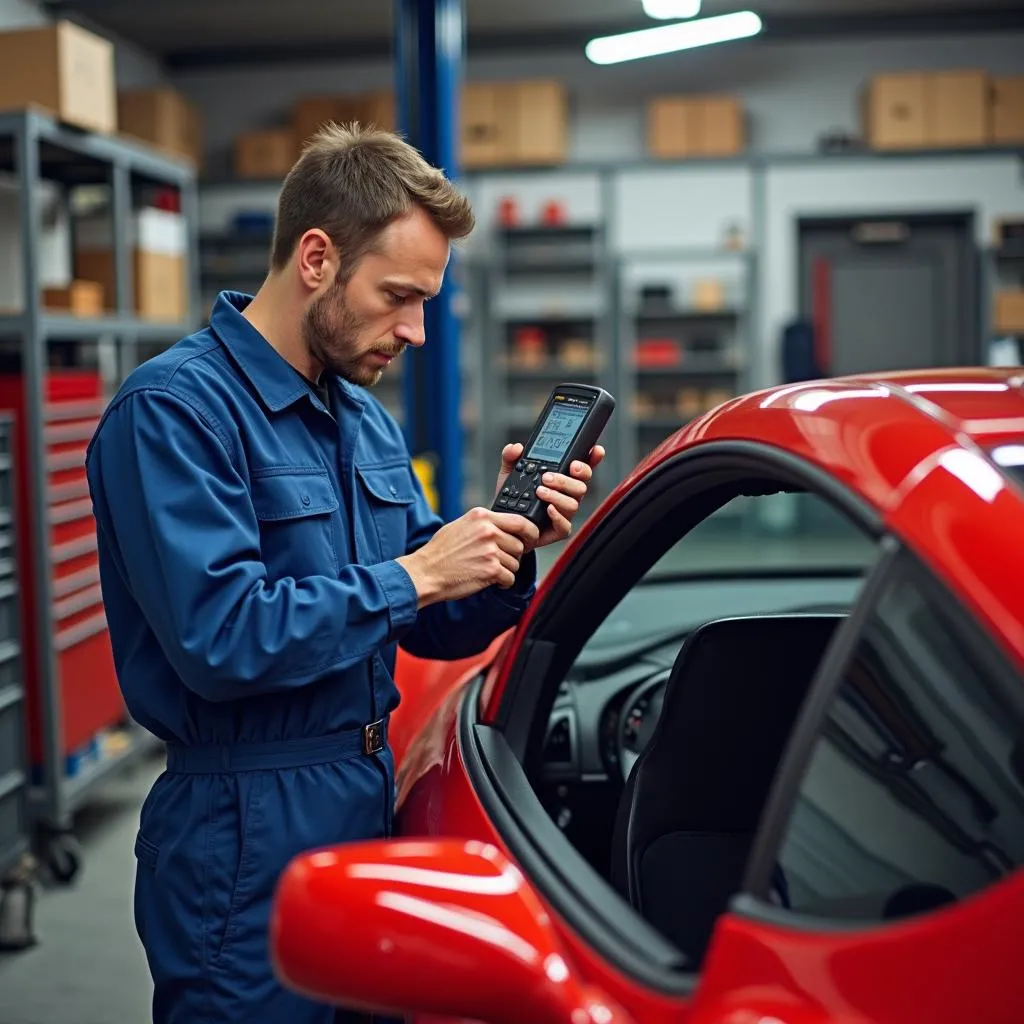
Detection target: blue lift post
<box><xmin>394</xmin><ymin>0</ymin><xmax>465</xmax><ymax>522</ymax></box>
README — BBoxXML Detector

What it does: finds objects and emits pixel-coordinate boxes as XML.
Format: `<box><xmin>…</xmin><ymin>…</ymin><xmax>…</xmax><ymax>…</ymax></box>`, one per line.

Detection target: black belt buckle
<box><xmin>362</xmin><ymin>718</ymin><xmax>385</xmax><ymax>755</ymax></box>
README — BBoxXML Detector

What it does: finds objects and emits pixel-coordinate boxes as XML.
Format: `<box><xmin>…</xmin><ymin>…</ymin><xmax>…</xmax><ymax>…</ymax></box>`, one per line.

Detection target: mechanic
<box><xmin>85</xmin><ymin>122</ymin><xmax>604</xmax><ymax>1024</ymax></box>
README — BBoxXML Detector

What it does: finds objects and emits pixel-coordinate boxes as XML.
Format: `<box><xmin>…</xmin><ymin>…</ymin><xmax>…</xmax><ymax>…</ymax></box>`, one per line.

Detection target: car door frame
<box><xmin>460</xmin><ymin>437</ymin><xmax>892</xmax><ymax>999</ymax></box>
<box><xmin>679</xmin><ymin>535</ymin><xmax>1024</xmax><ymax>1023</ymax></box>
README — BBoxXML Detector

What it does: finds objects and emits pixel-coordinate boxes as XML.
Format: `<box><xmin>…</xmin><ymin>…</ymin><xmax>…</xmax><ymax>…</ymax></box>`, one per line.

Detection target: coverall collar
<box><xmin>210</xmin><ymin>290</ymin><xmax>366</xmax><ymax>413</ymax></box>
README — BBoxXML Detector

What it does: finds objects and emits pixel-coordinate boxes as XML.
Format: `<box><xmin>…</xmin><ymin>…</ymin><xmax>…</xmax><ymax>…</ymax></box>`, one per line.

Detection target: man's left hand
<box><xmin>494</xmin><ymin>443</ymin><xmax>606</xmax><ymax>551</ymax></box>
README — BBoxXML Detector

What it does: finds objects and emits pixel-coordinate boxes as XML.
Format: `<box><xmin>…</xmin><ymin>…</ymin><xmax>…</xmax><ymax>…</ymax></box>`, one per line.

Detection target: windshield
<box><xmin>644</xmin><ymin>491</ymin><xmax>876</xmax><ymax>580</ymax></box>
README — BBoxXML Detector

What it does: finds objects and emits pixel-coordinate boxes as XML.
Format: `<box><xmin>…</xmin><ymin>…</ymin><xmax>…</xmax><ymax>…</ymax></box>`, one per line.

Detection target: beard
<box><xmin>302</xmin><ymin>275</ymin><xmax>402</xmax><ymax>388</ymax></box>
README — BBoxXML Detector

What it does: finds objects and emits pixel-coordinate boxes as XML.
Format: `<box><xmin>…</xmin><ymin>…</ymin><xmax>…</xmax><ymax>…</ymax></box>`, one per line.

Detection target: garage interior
<box><xmin>0</xmin><ymin>0</ymin><xmax>1021</xmax><ymax>1019</ymax></box>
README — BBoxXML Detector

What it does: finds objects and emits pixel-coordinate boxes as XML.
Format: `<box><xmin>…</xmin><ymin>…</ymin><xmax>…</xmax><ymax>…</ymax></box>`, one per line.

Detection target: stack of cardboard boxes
<box><xmin>233</xmin><ymin>79</ymin><xmax>569</xmax><ymax>179</ymax></box>
<box><xmin>646</xmin><ymin>95</ymin><xmax>746</xmax><ymax>159</ymax></box>
<box><xmin>0</xmin><ymin>20</ymin><xmax>197</xmax><ymax>324</ymax></box>
<box><xmin>863</xmin><ymin>70</ymin><xmax>1024</xmax><ymax>150</ymax></box>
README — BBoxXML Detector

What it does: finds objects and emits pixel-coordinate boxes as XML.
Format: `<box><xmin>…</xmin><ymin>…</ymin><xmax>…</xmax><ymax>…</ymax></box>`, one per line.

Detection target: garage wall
<box><xmin>760</xmin><ymin>155</ymin><xmax>1023</xmax><ymax>388</ymax></box>
<box><xmin>170</xmin><ymin>30</ymin><xmax>1024</xmax><ymax>168</ymax></box>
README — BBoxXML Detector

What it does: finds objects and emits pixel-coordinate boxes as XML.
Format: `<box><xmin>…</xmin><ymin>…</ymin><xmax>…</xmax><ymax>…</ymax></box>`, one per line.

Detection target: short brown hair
<box><xmin>270</xmin><ymin>121</ymin><xmax>475</xmax><ymax>278</ymax></box>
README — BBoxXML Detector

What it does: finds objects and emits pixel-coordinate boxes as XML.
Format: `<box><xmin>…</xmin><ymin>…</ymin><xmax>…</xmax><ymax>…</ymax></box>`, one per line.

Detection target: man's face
<box><xmin>302</xmin><ymin>205</ymin><xmax>450</xmax><ymax>387</ymax></box>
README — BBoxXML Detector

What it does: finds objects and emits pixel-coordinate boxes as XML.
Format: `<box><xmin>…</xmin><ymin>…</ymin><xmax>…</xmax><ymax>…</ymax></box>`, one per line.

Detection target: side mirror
<box><xmin>270</xmin><ymin>837</ymin><xmax>635</xmax><ymax>1024</ymax></box>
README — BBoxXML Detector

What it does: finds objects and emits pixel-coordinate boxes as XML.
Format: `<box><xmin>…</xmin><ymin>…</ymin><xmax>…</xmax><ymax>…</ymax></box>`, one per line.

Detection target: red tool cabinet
<box><xmin>0</xmin><ymin>371</ymin><xmax>124</xmax><ymax>835</ymax></box>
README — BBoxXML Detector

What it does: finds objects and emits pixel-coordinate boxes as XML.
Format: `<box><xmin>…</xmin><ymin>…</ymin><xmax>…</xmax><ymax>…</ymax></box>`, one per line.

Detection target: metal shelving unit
<box><xmin>0</xmin><ymin>108</ymin><xmax>198</xmax><ymax>880</ymax></box>
<box><xmin>616</xmin><ymin>247</ymin><xmax>756</xmax><ymax>469</ymax></box>
<box><xmin>478</xmin><ymin>223</ymin><xmax>620</xmax><ymax>518</ymax></box>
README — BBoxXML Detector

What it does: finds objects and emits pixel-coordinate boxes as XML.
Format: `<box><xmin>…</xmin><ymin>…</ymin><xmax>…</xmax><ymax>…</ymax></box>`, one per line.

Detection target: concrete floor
<box><xmin>0</xmin><ymin>754</ymin><xmax>162</xmax><ymax>1024</ymax></box>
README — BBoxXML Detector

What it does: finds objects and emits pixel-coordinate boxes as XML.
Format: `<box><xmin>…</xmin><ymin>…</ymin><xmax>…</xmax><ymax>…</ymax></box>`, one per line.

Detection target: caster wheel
<box><xmin>44</xmin><ymin>834</ymin><xmax>81</xmax><ymax>885</ymax></box>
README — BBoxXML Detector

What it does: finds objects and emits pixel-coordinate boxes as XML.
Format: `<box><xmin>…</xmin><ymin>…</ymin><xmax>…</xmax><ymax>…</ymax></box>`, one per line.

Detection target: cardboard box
<box><xmin>43</xmin><ymin>280</ymin><xmax>104</xmax><ymax>317</ymax></box>
<box><xmin>647</xmin><ymin>95</ymin><xmax>744</xmax><ymax>158</ymax></box>
<box><xmin>0</xmin><ymin>20</ymin><xmax>116</xmax><ymax>134</ymax></box>
<box><xmin>994</xmin><ymin>290</ymin><xmax>1024</xmax><ymax>335</ymax></box>
<box><xmin>74</xmin><ymin>208</ymin><xmax>188</xmax><ymax>322</ymax></box>
<box><xmin>502</xmin><ymin>81</ymin><xmax>568</xmax><ymax>166</ymax></box>
<box><xmin>461</xmin><ymin>83</ymin><xmax>506</xmax><ymax>167</ymax></box>
<box><xmin>863</xmin><ymin>73</ymin><xmax>928</xmax><ymax>150</ymax></box>
<box><xmin>926</xmin><ymin>70</ymin><xmax>988</xmax><ymax>147</ymax></box>
<box><xmin>360</xmin><ymin>90</ymin><xmax>396</xmax><ymax>132</ymax></box>
<box><xmin>234</xmin><ymin>129</ymin><xmax>297</xmax><ymax>179</ymax></box>
<box><xmin>118</xmin><ymin>87</ymin><xmax>202</xmax><ymax>166</ymax></box>
<box><xmin>992</xmin><ymin>75</ymin><xmax>1024</xmax><ymax>145</ymax></box>
<box><xmin>291</xmin><ymin>96</ymin><xmax>363</xmax><ymax>149</ymax></box>
<box><xmin>460</xmin><ymin>80</ymin><xmax>567</xmax><ymax>168</ymax></box>
<box><xmin>865</xmin><ymin>70</ymin><xmax>990</xmax><ymax>149</ymax></box>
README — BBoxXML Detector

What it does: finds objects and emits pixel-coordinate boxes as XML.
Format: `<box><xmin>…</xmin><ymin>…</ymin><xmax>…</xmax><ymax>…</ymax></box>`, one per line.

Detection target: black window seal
<box><xmin>738</xmin><ymin>537</ymin><xmax>1024</xmax><ymax>931</ymax></box>
<box><xmin>458</xmin><ymin>675</ymin><xmax>696</xmax><ymax>998</ymax></box>
<box><xmin>495</xmin><ymin>438</ymin><xmax>886</xmax><ymax>767</ymax></box>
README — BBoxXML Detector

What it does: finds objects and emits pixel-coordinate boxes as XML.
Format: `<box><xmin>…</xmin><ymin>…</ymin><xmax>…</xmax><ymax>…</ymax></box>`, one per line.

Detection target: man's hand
<box><xmin>494</xmin><ymin>442</ymin><xmax>606</xmax><ymax>551</ymax></box>
<box><xmin>396</xmin><ymin>508</ymin><xmax>540</xmax><ymax>608</ymax></box>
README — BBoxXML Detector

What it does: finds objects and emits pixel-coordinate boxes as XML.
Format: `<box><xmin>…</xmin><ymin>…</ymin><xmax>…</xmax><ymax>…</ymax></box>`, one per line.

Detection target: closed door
<box><xmin>800</xmin><ymin>214</ymin><xmax>978</xmax><ymax>374</ymax></box>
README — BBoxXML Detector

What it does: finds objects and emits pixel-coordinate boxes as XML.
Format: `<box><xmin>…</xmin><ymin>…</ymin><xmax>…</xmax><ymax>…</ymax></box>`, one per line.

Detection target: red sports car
<box><xmin>270</xmin><ymin>369</ymin><xmax>1024</xmax><ymax>1024</ymax></box>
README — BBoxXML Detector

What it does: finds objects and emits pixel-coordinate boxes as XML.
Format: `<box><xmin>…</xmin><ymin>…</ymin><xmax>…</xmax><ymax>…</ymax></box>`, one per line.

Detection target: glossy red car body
<box><xmin>271</xmin><ymin>369</ymin><xmax>1024</xmax><ymax>1024</ymax></box>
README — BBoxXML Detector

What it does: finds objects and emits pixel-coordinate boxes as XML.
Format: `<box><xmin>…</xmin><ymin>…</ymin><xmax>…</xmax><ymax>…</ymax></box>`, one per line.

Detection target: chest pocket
<box><xmin>356</xmin><ymin>462</ymin><xmax>416</xmax><ymax>562</ymax></box>
<box><xmin>251</xmin><ymin>467</ymin><xmax>340</xmax><ymax>580</ymax></box>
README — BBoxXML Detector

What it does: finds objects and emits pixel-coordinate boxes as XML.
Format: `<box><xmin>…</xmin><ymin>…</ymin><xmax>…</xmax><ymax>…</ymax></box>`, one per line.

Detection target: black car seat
<box><xmin>610</xmin><ymin>613</ymin><xmax>843</xmax><ymax>968</ymax></box>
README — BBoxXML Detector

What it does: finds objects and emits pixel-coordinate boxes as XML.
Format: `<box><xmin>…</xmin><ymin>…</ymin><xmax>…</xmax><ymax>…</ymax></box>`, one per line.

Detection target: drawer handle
<box><xmin>52</xmin><ymin>583</ymin><xmax>104</xmax><ymax>621</ymax></box>
<box><xmin>47</xmin><ymin>479</ymin><xmax>91</xmax><ymax>504</ymax></box>
<box><xmin>51</xmin><ymin>532</ymin><xmax>98</xmax><ymax>564</ymax></box>
<box><xmin>44</xmin><ymin>398</ymin><xmax>107</xmax><ymax>423</ymax></box>
<box><xmin>46</xmin><ymin>448</ymin><xmax>88</xmax><ymax>473</ymax></box>
<box><xmin>44</xmin><ymin>421</ymin><xmax>99</xmax><ymax>446</ymax></box>
<box><xmin>48</xmin><ymin>499</ymin><xmax>94</xmax><ymax>526</ymax></box>
<box><xmin>52</xmin><ymin>563</ymin><xmax>100</xmax><ymax>598</ymax></box>
<box><xmin>55</xmin><ymin>609</ymin><xmax>107</xmax><ymax>651</ymax></box>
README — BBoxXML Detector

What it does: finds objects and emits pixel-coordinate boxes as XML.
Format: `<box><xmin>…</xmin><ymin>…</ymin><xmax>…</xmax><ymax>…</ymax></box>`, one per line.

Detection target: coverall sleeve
<box><xmin>86</xmin><ymin>387</ymin><xmax>419</xmax><ymax>702</ymax></box>
<box><xmin>396</xmin><ymin>468</ymin><xmax>537</xmax><ymax>661</ymax></box>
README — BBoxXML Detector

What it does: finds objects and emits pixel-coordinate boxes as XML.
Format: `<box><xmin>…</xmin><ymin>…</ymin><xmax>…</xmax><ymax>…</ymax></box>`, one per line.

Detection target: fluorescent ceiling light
<box><xmin>586</xmin><ymin>11</ymin><xmax>762</xmax><ymax>65</ymax></box>
<box><xmin>642</xmin><ymin>0</ymin><xmax>702</xmax><ymax>18</ymax></box>
<box><xmin>642</xmin><ymin>0</ymin><xmax>702</xmax><ymax>19</ymax></box>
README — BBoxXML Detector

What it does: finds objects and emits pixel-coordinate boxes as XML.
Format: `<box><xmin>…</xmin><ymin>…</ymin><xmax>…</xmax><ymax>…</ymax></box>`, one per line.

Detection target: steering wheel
<box><xmin>616</xmin><ymin>671</ymin><xmax>669</xmax><ymax>782</ymax></box>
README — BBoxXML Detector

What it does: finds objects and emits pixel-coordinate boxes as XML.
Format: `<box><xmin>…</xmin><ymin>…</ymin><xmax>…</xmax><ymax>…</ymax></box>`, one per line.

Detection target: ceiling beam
<box><xmin>43</xmin><ymin>4</ymin><xmax>1024</xmax><ymax>71</ymax></box>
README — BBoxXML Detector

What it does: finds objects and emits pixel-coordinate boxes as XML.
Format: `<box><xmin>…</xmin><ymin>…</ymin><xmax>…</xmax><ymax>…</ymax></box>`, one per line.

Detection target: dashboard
<box><xmin>538</xmin><ymin>575</ymin><xmax>864</xmax><ymax>787</ymax></box>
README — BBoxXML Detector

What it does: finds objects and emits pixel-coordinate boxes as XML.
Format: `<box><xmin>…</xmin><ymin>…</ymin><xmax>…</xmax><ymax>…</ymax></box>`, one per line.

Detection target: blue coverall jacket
<box><xmin>85</xmin><ymin>291</ymin><xmax>537</xmax><ymax>1024</ymax></box>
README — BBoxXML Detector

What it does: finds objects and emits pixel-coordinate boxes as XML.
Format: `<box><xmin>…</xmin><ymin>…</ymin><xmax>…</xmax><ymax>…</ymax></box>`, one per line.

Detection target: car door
<box><xmin>454</xmin><ymin>439</ymin><xmax>896</xmax><ymax>1022</ymax></box>
<box><xmin>684</xmin><ymin>543</ymin><xmax>1024</xmax><ymax>1024</ymax></box>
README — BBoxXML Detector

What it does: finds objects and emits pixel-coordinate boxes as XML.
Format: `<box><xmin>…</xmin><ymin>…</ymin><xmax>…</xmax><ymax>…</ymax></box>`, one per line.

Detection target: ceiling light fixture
<box><xmin>642</xmin><ymin>0</ymin><xmax>702</xmax><ymax>19</ymax></box>
<box><xmin>586</xmin><ymin>10</ymin><xmax>763</xmax><ymax>65</ymax></box>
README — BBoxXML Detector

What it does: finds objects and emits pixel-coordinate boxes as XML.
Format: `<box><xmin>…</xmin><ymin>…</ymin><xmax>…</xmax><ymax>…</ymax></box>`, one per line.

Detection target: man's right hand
<box><xmin>396</xmin><ymin>508</ymin><xmax>540</xmax><ymax>607</ymax></box>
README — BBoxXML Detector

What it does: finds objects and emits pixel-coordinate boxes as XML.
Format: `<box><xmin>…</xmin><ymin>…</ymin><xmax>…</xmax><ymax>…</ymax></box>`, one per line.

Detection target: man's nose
<box><xmin>394</xmin><ymin>305</ymin><xmax>426</xmax><ymax>347</ymax></box>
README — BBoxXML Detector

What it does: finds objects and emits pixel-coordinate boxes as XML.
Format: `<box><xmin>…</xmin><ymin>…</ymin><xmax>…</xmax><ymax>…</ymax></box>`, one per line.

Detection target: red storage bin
<box><xmin>0</xmin><ymin>371</ymin><xmax>123</xmax><ymax>771</ymax></box>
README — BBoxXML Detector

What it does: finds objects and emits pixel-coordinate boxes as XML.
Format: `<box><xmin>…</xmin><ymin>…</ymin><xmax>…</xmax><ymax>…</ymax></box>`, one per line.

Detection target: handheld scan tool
<box><xmin>493</xmin><ymin>383</ymin><xmax>616</xmax><ymax>529</ymax></box>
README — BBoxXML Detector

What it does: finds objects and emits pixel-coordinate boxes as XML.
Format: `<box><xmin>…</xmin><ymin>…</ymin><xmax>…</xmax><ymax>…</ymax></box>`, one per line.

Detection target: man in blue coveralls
<box><xmin>85</xmin><ymin>123</ymin><xmax>603</xmax><ymax>1024</ymax></box>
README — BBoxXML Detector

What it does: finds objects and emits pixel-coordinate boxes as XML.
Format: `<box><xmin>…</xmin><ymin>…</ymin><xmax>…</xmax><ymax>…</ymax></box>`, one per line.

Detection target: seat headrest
<box><xmin>633</xmin><ymin>613</ymin><xmax>842</xmax><ymax>839</ymax></box>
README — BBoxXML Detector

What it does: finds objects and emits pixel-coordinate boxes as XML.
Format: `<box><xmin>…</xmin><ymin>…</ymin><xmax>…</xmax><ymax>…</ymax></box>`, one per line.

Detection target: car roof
<box><xmin>656</xmin><ymin>367</ymin><xmax>1024</xmax><ymax>508</ymax></box>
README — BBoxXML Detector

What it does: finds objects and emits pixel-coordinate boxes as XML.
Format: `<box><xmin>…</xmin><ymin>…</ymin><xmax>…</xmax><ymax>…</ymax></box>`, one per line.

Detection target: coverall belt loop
<box><xmin>164</xmin><ymin>719</ymin><xmax>389</xmax><ymax>774</ymax></box>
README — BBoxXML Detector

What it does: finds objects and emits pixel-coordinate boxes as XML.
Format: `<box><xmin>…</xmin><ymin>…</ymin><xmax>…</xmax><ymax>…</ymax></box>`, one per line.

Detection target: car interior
<box><xmin>505</xmin><ymin>465</ymin><xmax>880</xmax><ymax>970</ymax></box>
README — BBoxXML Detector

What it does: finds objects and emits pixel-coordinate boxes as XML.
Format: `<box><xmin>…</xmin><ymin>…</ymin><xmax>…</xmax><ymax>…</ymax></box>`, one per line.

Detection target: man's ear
<box><xmin>295</xmin><ymin>229</ymin><xmax>335</xmax><ymax>292</ymax></box>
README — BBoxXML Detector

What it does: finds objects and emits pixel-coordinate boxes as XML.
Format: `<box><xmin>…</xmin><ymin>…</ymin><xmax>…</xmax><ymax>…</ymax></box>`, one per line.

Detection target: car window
<box><xmin>770</xmin><ymin>563</ymin><xmax>1024</xmax><ymax>922</ymax></box>
<box><xmin>574</xmin><ymin>491</ymin><xmax>877</xmax><ymax>658</ymax></box>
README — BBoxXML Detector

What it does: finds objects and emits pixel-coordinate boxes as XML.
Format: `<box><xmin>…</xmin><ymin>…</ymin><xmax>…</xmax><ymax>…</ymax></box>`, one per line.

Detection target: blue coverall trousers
<box><xmin>134</xmin><ymin>730</ymin><xmax>401</xmax><ymax>1023</ymax></box>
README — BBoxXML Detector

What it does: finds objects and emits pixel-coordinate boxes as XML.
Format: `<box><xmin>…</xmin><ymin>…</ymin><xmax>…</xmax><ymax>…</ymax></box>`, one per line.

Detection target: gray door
<box><xmin>800</xmin><ymin>214</ymin><xmax>978</xmax><ymax>374</ymax></box>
